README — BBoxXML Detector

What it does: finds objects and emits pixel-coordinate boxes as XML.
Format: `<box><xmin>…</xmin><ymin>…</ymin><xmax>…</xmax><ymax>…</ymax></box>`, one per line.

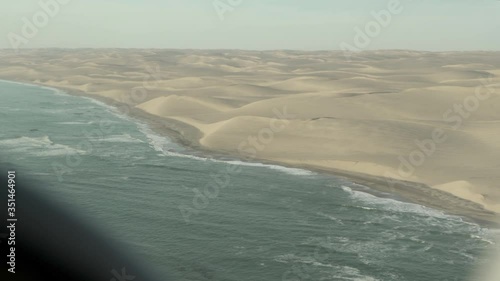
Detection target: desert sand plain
<box><xmin>1</xmin><ymin>49</ymin><xmax>499</xmax><ymax>223</ymax></box>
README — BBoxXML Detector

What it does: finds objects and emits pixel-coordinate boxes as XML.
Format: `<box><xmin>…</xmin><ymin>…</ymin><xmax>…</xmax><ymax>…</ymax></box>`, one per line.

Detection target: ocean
<box><xmin>0</xmin><ymin>80</ymin><xmax>494</xmax><ymax>281</ymax></box>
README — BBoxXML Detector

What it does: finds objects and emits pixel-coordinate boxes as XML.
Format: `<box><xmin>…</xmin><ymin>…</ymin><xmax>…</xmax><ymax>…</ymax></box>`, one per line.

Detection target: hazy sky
<box><xmin>1</xmin><ymin>0</ymin><xmax>499</xmax><ymax>50</ymax></box>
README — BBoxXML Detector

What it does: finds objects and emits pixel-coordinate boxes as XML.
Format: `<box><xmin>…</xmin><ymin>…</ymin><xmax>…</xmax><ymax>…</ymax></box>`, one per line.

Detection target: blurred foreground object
<box><xmin>0</xmin><ymin>164</ymin><xmax>166</xmax><ymax>281</ymax></box>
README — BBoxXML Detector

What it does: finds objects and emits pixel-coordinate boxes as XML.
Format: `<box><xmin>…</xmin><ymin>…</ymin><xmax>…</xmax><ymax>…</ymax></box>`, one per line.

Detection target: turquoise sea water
<box><xmin>0</xmin><ymin>80</ymin><xmax>495</xmax><ymax>281</ymax></box>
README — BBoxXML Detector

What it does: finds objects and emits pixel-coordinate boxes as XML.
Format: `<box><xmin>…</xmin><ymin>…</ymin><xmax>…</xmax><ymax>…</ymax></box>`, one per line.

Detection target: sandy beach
<box><xmin>1</xmin><ymin>48</ymin><xmax>499</xmax><ymax>225</ymax></box>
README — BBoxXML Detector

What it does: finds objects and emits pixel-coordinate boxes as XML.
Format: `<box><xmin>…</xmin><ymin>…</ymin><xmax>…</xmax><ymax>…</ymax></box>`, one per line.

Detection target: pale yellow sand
<box><xmin>1</xmin><ymin>49</ymin><xmax>499</xmax><ymax>215</ymax></box>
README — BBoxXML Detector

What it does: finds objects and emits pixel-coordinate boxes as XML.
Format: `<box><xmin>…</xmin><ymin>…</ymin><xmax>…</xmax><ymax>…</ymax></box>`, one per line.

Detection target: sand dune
<box><xmin>1</xmin><ymin>49</ymin><xmax>499</xmax><ymax>218</ymax></box>
<box><xmin>137</xmin><ymin>95</ymin><xmax>232</xmax><ymax>121</ymax></box>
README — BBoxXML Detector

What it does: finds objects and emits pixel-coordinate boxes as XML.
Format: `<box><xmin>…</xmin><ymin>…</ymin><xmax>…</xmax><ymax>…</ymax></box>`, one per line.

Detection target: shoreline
<box><xmin>2</xmin><ymin>78</ymin><xmax>499</xmax><ymax>227</ymax></box>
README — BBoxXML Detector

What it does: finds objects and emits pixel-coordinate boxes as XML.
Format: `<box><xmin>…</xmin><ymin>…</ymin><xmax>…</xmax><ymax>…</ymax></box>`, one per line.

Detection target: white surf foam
<box><xmin>316</xmin><ymin>211</ymin><xmax>344</xmax><ymax>224</ymax></box>
<box><xmin>0</xmin><ymin>136</ymin><xmax>86</xmax><ymax>157</ymax></box>
<box><xmin>0</xmin><ymin>79</ymin><xmax>39</xmax><ymax>88</ymax></box>
<box><xmin>136</xmin><ymin>122</ymin><xmax>183</xmax><ymax>150</ymax></box>
<box><xmin>470</xmin><ymin>234</ymin><xmax>495</xmax><ymax>245</ymax></box>
<box><xmin>82</xmin><ymin>97</ymin><xmax>132</xmax><ymax>121</ymax></box>
<box><xmin>0</xmin><ymin>79</ymin><xmax>68</xmax><ymax>96</ymax></box>
<box><xmin>137</xmin><ymin>121</ymin><xmax>315</xmax><ymax>176</ymax></box>
<box><xmin>275</xmin><ymin>254</ymin><xmax>379</xmax><ymax>281</ymax></box>
<box><xmin>56</xmin><ymin>121</ymin><xmax>91</xmax><ymax>125</ymax></box>
<box><xmin>38</xmin><ymin>85</ymin><xmax>67</xmax><ymax>96</ymax></box>
<box><xmin>340</xmin><ymin>185</ymin><xmax>449</xmax><ymax>219</ymax></box>
<box><xmin>335</xmin><ymin>266</ymin><xmax>380</xmax><ymax>281</ymax></box>
<box><xmin>274</xmin><ymin>253</ymin><xmax>324</xmax><ymax>266</ymax></box>
<box><xmin>217</xmin><ymin>160</ymin><xmax>315</xmax><ymax>176</ymax></box>
<box><xmin>98</xmin><ymin>134</ymin><xmax>144</xmax><ymax>143</ymax></box>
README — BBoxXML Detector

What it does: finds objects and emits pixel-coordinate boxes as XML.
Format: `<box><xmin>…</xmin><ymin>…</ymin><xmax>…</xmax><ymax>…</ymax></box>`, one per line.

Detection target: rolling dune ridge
<box><xmin>1</xmin><ymin>49</ymin><xmax>499</xmax><ymax>220</ymax></box>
